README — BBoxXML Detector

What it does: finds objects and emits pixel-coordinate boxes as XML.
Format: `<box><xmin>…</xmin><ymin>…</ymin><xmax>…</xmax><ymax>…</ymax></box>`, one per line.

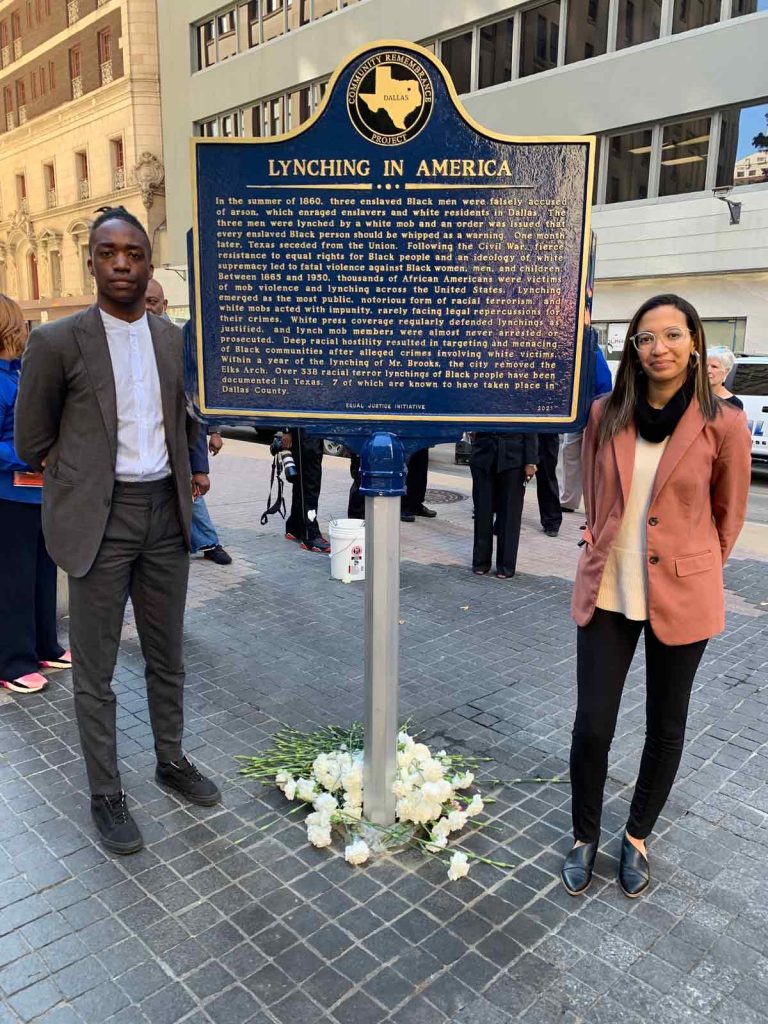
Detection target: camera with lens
<box><xmin>270</xmin><ymin>431</ymin><xmax>298</xmax><ymax>481</ymax></box>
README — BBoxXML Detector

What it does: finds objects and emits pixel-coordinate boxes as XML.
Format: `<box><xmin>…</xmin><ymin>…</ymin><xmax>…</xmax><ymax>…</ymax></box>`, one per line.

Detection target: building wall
<box><xmin>158</xmin><ymin>0</ymin><xmax>768</xmax><ymax>350</ymax></box>
<box><xmin>0</xmin><ymin>0</ymin><xmax>167</xmax><ymax>322</ymax></box>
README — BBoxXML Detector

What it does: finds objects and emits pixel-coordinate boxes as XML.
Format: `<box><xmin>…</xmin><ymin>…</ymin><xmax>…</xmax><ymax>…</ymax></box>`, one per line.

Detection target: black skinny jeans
<box><xmin>570</xmin><ymin>608</ymin><xmax>707</xmax><ymax>843</ymax></box>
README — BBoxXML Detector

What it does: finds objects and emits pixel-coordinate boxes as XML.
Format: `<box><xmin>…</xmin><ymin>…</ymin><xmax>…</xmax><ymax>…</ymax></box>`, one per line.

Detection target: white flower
<box><xmin>344</xmin><ymin>839</ymin><xmax>370</xmax><ymax>865</ymax></box>
<box><xmin>411</xmin><ymin>743</ymin><xmax>432</xmax><ymax>763</ymax></box>
<box><xmin>426</xmin><ymin>833</ymin><xmax>448</xmax><ymax>852</ymax></box>
<box><xmin>296</xmin><ymin>777</ymin><xmax>317</xmax><ymax>802</ymax></box>
<box><xmin>421</xmin><ymin>759</ymin><xmax>444</xmax><ymax>783</ymax></box>
<box><xmin>343</xmin><ymin>803</ymin><xmax>363</xmax><ymax>820</ymax></box>
<box><xmin>307</xmin><ymin>824</ymin><xmax>332</xmax><ymax>848</ymax></box>
<box><xmin>392</xmin><ymin>779</ymin><xmax>412</xmax><ymax>799</ymax></box>
<box><xmin>306</xmin><ymin>810</ymin><xmax>331</xmax><ymax>829</ymax></box>
<box><xmin>447</xmin><ymin>851</ymin><xmax>470</xmax><ymax>881</ymax></box>
<box><xmin>466</xmin><ymin>794</ymin><xmax>484</xmax><ymax>817</ymax></box>
<box><xmin>283</xmin><ymin>779</ymin><xmax>297</xmax><ymax>801</ymax></box>
<box><xmin>447</xmin><ymin>810</ymin><xmax>468</xmax><ymax>832</ymax></box>
<box><xmin>275</xmin><ymin>771</ymin><xmax>291</xmax><ymax>788</ymax></box>
<box><xmin>398</xmin><ymin>731</ymin><xmax>414</xmax><ymax>748</ymax></box>
<box><xmin>422</xmin><ymin>780</ymin><xmax>453</xmax><ymax>805</ymax></box>
<box><xmin>433</xmin><ymin>817</ymin><xmax>452</xmax><ymax>839</ymax></box>
<box><xmin>312</xmin><ymin>792</ymin><xmax>338</xmax><ymax>814</ymax></box>
<box><xmin>451</xmin><ymin>771</ymin><xmax>474</xmax><ymax>790</ymax></box>
<box><xmin>341</xmin><ymin>765</ymin><xmax>362</xmax><ymax>793</ymax></box>
<box><xmin>397</xmin><ymin>749</ymin><xmax>416</xmax><ymax>770</ymax></box>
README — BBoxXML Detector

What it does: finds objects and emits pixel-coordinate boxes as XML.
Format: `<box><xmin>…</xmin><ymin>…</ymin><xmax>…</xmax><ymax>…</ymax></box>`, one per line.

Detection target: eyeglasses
<box><xmin>630</xmin><ymin>327</ymin><xmax>691</xmax><ymax>351</ymax></box>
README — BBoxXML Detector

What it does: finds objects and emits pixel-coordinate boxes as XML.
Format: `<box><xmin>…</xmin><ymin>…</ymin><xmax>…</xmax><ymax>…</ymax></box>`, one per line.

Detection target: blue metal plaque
<box><xmin>191</xmin><ymin>41</ymin><xmax>596</xmax><ymax>444</ymax></box>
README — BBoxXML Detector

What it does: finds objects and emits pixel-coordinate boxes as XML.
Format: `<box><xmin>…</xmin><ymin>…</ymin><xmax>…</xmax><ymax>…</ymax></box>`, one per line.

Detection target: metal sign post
<box><xmin>359</xmin><ymin>433</ymin><xmax>406</xmax><ymax>825</ymax></box>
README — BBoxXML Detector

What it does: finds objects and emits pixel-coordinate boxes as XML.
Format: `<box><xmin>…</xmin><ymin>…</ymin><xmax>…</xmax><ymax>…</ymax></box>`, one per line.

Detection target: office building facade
<box><xmin>159</xmin><ymin>0</ymin><xmax>768</xmax><ymax>353</ymax></box>
<box><xmin>0</xmin><ymin>0</ymin><xmax>167</xmax><ymax>323</ymax></box>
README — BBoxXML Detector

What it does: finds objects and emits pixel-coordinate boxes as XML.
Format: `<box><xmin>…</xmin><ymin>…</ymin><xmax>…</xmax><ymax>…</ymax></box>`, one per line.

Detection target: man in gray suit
<box><xmin>15</xmin><ymin>207</ymin><xmax>220</xmax><ymax>855</ymax></box>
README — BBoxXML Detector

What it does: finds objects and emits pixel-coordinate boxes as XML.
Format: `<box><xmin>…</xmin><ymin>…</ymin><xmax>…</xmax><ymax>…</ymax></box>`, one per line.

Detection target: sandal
<box><xmin>40</xmin><ymin>650</ymin><xmax>72</xmax><ymax>670</ymax></box>
<box><xmin>1</xmin><ymin>672</ymin><xmax>48</xmax><ymax>693</ymax></box>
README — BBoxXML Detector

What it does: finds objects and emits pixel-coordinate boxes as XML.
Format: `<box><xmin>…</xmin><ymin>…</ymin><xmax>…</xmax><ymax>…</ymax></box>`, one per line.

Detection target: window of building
<box><xmin>16</xmin><ymin>173</ymin><xmax>27</xmax><ymax>204</ymax></box>
<box><xmin>672</xmin><ymin>0</ymin><xmax>719</xmax><ymax>32</ymax></box>
<box><xmin>35</xmin><ymin>0</ymin><xmax>42</xmax><ymax>21</ymax></box>
<box><xmin>3</xmin><ymin>85</ymin><xmax>12</xmax><ymax>118</ymax></box>
<box><xmin>15</xmin><ymin>79</ymin><xmax>25</xmax><ymax>108</ymax></box>
<box><xmin>616</xmin><ymin>0</ymin><xmax>661</xmax><ymax>48</ymax></box>
<box><xmin>199</xmin><ymin>118</ymin><xmax>218</xmax><ymax>136</ymax></box>
<box><xmin>478</xmin><ymin>18</ymin><xmax>514</xmax><ymax>89</ymax></box>
<box><xmin>731</xmin><ymin>0</ymin><xmax>768</xmax><ymax>14</ymax></box>
<box><xmin>565</xmin><ymin>0</ymin><xmax>609</xmax><ymax>64</ymax></box>
<box><xmin>440</xmin><ymin>31</ymin><xmax>472</xmax><ymax>94</ymax></box>
<box><xmin>39</xmin><ymin>64</ymin><xmax>47</xmax><ymax>94</ymax></box>
<box><xmin>28</xmin><ymin>253</ymin><xmax>39</xmax><ymax>301</ymax></box>
<box><xmin>25</xmin><ymin>2</ymin><xmax>32</xmax><ymax>29</ymax></box>
<box><xmin>49</xmin><ymin>60</ymin><xmax>55</xmax><ymax>89</ymax></box>
<box><xmin>717</xmin><ymin>101</ymin><xmax>768</xmax><ymax>187</ymax></box>
<box><xmin>11</xmin><ymin>12</ymin><xmax>20</xmax><ymax>42</ymax></box>
<box><xmin>606</xmin><ymin>128</ymin><xmax>652</xmax><ymax>202</ymax></box>
<box><xmin>75</xmin><ymin>150</ymin><xmax>89</xmax><ymax>199</ymax></box>
<box><xmin>44</xmin><ymin>163</ymin><xmax>56</xmax><ymax>207</ymax></box>
<box><xmin>197</xmin><ymin>19</ymin><xmax>216</xmax><ymax>68</ymax></box>
<box><xmin>98</xmin><ymin>28</ymin><xmax>113</xmax><ymax>84</ymax></box>
<box><xmin>0</xmin><ymin>23</ymin><xmax>8</xmax><ymax>50</ymax></box>
<box><xmin>30</xmin><ymin>70</ymin><xmax>37</xmax><ymax>99</ymax></box>
<box><xmin>49</xmin><ymin>250</ymin><xmax>62</xmax><ymax>297</ymax></box>
<box><xmin>110</xmin><ymin>137</ymin><xmax>125</xmax><ymax>189</ymax></box>
<box><xmin>69</xmin><ymin>47</ymin><xmax>82</xmax><ymax>99</ymax></box>
<box><xmin>268</xmin><ymin>95</ymin><xmax>282</xmax><ymax>136</ymax></box>
<box><xmin>659</xmin><ymin>116</ymin><xmax>710</xmax><ymax>196</ymax></box>
<box><xmin>246</xmin><ymin>0</ymin><xmax>260</xmax><ymax>46</ymax></box>
<box><xmin>241</xmin><ymin>104</ymin><xmax>262</xmax><ymax>136</ymax></box>
<box><xmin>520</xmin><ymin>1</ymin><xmax>560</xmax><ymax>77</ymax></box>
<box><xmin>217</xmin><ymin>10</ymin><xmax>237</xmax><ymax>60</ymax></box>
<box><xmin>221</xmin><ymin>111</ymin><xmax>241</xmax><ymax>136</ymax></box>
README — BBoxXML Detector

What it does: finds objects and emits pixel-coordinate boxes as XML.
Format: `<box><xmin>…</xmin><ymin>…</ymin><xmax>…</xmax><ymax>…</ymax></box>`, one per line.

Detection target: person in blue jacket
<box><xmin>0</xmin><ymin>295</ymin><xmax>68</xmax><ymax>692</ymax></box>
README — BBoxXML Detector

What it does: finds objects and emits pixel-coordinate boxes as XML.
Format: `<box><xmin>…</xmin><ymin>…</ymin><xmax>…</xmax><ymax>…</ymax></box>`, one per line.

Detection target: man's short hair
<box><xmin>89</xmin><ymin>206</ymin><xmax>151</xmax><ymax>255</ymax></box>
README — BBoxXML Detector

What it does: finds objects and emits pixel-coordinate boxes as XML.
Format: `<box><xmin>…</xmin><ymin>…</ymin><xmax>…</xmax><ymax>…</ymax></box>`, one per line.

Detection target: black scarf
<box><xmin>634</xmin><ymin>373</ymin><xmax>695</xmax><ymax>444</ymax></box>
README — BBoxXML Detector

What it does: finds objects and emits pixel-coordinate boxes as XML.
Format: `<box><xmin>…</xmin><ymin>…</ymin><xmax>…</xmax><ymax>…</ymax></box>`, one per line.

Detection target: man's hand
<box><xmin>191</xmin><ymin>473</ymin><xmax>210</xmax><ymax>498</ymax></box>
<box><xmin>524</xmin><ymin>464</ymin><xmax>537</xmax><ymax>481</ymax></box>
<box><xmin>280</xmin><ymin>432</ymin><xmax>293</xmax><ymax>450</ymax></box>
<box><xmin>208</xmin><ymin>432</ymin><xmax>223</xmax><ymax>456</ymax></box>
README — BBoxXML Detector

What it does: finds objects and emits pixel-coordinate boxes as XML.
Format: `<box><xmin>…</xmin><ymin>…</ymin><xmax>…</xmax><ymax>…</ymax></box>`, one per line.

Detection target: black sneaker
<box><xmin>202</xmin><ymin>544</ymin><xmax>232</xmax><ymax>565</ymax></box>
<box><xmin>90</xmin><ymin>792</ymin><xmax>144</xmax><ymax>855</ymax></box>
<box><xmin>155</xmin><ymin>756</ymin><xmax>221</xmax><ymax>806</ymax></box>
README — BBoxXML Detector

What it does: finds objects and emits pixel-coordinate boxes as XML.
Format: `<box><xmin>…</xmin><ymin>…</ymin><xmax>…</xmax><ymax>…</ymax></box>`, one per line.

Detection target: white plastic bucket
<box><xmin>329</xmin><ymin>518</ymin><xmax>365</xmax><ymax>581</ymax></box>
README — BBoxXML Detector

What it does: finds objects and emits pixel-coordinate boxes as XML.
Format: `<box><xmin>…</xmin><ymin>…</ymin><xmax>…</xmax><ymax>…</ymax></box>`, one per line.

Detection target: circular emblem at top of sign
<box><xmin>347</xmin><ymin>50</ymin><xmax>434</xmax><ymax>146</ymax></box>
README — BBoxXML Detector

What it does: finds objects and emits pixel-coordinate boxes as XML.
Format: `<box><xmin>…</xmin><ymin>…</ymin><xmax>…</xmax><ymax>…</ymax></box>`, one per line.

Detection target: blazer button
<box><xmin>648</xmin><ymin>517</ymin><xmax>659</xmax><ymax>526</ymax></box>
<box><xmin>648</xmin><ymin>555</ymin><xmax>659</xmax><ymax>565</ymax></box>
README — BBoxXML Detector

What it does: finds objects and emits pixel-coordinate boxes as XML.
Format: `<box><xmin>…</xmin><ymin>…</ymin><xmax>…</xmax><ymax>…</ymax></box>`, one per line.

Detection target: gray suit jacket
<box><xmin>15</xmin><ymin>304</ymin><xmax>193</xmax><ymax>577</ymax></box>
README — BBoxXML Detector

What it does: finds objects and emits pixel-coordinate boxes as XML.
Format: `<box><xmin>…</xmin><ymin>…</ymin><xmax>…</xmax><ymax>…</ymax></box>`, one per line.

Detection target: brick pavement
<box><xmin>1</xmin><ymin>442</ymin><xmax>767</xmax><ymax>1024</ymax></box>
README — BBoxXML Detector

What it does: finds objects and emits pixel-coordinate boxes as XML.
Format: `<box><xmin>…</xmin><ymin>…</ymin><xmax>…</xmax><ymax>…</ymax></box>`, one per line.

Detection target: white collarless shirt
<box><xmin>99</xmin><ymin>308</ymin><xmax>171</xmax><ymax>482</ymax></box>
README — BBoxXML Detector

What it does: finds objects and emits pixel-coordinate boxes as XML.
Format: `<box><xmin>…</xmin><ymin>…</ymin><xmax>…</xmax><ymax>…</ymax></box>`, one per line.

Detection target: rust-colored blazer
<box><xmin>571</xmin><ymin>397</ymin><xmax>751</xmax><ymax>645</ymax></box>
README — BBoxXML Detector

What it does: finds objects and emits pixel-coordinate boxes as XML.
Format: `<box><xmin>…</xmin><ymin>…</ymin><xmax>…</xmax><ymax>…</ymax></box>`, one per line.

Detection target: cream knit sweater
<box><xmin>596</xmin><ymin>436</ymin><xmax>669</xmax><ymax>621</ymax></box>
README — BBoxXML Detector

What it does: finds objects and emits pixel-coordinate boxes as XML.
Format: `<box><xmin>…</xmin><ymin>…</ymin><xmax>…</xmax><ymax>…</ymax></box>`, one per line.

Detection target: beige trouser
<box><xmin>558</xmin><ymin>431</ymin><xmax>583</xmax><ymax>510</ymax></box>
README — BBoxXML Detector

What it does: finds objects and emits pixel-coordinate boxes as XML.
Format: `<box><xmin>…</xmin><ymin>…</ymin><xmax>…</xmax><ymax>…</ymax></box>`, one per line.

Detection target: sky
<box><xmin>737</xmin><ymin>102</ymin><xmax>768</xmax><ymax>160</ymax></box>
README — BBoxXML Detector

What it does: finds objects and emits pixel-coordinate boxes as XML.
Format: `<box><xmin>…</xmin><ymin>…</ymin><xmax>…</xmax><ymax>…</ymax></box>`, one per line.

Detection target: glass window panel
<box><xmin>605</xmin><ymin>128</ymin><xmax>652</xmax><ymax>203</ymax></box>
<box><xmin>672</xmin><ymin>0</ymin><xmax>719</xmax><ymax>33</ymax></box>
<box><xmin>616</xmin><ymin>0</ymin><xmax>661</xmax><ymax>49</ymax></box>
<box><xmin>197</xmin><ymin>20</ymin><xmax>215</xmax><ymax>68</ymax></box>
<box><xmin>731</xmin><ymin>0</ymin><xmax>768</xmax><ymax>14</ymax></box>
<box><xmin>441</xmin><ymin>32</ymin><xmax>472</xmax><ymax>94</ymax></box>
<box><xmin>659</xmin><ymin>116</ymin><xmax>710</xmax><ymax>196</ymax></box>
<box><xmin>717</xmin><ymin>102</ymin><xmax>768</xmax><ymax>187</ymax></box>
<box><xmin>520</xmin><ymin>1</ymin><xmax>561</xmax><ymax>78</ymax></box>
<box><xmin>242</xmin><ymin>103</ymin><xmax>262</xmax><ymax>136</ymax></box>
<box><xmin>565</xmin><ymin>0</ymin><xmax>609</xmax><ymax>64</ymax></box>
<box><xmin>478</xmin><ymin>18</ymin><xmax>513</xmax><ymax>90</ymax></box>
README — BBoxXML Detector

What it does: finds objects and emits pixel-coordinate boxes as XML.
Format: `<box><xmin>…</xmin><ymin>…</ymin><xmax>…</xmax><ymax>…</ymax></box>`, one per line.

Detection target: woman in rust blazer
<box><xmin>561</xmin><ymin>294</ymin><xmax>751</xmax><ymax>900</ymax></box>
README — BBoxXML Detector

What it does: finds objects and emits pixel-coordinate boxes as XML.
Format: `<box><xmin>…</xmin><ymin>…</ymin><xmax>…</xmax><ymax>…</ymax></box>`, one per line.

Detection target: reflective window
<box><xmin>731</xmin><ymin>0</ymin><xmax>768</xmax><ymax>14</ymax></box>
<box><xmin>520</xmin><ymin>1</ymin><xmax>560</xmax><ymax>78</ymax></box>
<box><xmin>616</xmin><ymin>0</ymin><xmax>661</xmax><ymax>49</ymax></box>
<box><xmin>478</xmin><ymin>18</ymin><xmax>514</xmax><ymax>89</ymax></box>
<box><xmin>717</xmin><ymin>102</ymin><xmax>768</xmax><ymax>187</ymax></box>
<box><xmin>732</xmin><ymin>361</ymin><xmax>768</xmax><ymax>395</ymax></box>
<box><xmin>671</xmin><ymin>0</ymin><xmax>719</xmax><ymax>33</ymax></box>
<box><xmin>441</xmin><ymin>31</ymin><xmax>472</xmax><ymax>94</ymax></box>
<box><xmin>659</xmin><ymin>116</ymin><xmax>710</xmax><ymax>196</ymax></box>
<box><xmin>199</xmin><ymin>119</ymin><xmax>218</xmax><ymax>137</ymax></box>
<box><xmin>606</xmin><ymin>128</ymin><xmax>652</xmax><ymax>203</ymax></box>
<box><xmin>565</xmin><ymin>0</ymin><xmax>609</xmax><ymax>64</ymax></box>
<box><xmin>197</xmin><ymin>20</ymin><xmax>215</xmax><ymax>68</ymax></box>
<box><xmin>242</xmin><ymin>103</ymin><xmax>262</xmax><ymax>137</ymax></box>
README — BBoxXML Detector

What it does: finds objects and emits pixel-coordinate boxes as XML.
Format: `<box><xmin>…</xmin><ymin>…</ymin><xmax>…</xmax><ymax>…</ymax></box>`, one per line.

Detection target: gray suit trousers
<box><xmin>68</xmin><ymin>478</ymin><xmax>189</xmax><ymax>794</ymax></box>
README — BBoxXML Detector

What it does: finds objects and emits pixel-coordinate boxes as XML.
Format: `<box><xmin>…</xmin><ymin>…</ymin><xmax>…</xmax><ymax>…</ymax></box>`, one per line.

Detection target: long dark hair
<box><xmin>598</xmin><ymin>293</ymin><xmax>717</xmax><ymax>447</ymax></box>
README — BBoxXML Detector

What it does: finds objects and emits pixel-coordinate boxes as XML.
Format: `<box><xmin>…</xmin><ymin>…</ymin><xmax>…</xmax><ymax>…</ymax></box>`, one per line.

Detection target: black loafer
<box><xmin>412</xmin><ymin>504</ymin><xmax>437</xmax><ymax>518</ymax></box>
<box><xmin>618</xmin><ymin>834</ymin><xmax>650</xmax><ymax>898</ymax></box>
<box><xmin>560</xmin><ymin>841</ymin><xmax>598</xmax><ymax>895</ymax></box>
<box><xmin>91</xmin><ymin>792</ymin><xmax>143</xmax><ymax>855</ymax></box>
<box><xmin>156</xmin><ymin>756</ymin><xmax>221</xmax><ymax>806</ymax></box>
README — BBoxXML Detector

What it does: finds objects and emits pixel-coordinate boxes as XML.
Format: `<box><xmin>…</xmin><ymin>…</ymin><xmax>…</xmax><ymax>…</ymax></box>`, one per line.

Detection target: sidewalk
<box><xmin>1</xmin><ymin>442</ymin><xmax>767</xmax><ymax>1024</ymax></box>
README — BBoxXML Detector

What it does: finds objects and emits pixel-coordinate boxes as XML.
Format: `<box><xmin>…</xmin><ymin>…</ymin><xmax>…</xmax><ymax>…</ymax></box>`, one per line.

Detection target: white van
<box><xmin>727</xmin><ymin>356</ymin><xmax>768</xmax><ymax>465</ymax></box>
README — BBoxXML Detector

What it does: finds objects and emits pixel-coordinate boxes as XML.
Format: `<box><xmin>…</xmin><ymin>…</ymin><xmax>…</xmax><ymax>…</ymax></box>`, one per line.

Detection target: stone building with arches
<box><xmin>0</xmin><ymin>0</ymin><xmax>169</xmax><ymax>324</ymax></box>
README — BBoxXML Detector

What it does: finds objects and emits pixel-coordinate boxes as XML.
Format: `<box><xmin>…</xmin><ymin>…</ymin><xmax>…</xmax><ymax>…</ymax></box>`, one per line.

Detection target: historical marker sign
<box><xmin>191</xmin><ymin>41</ymin><xmax>595</xmax><ymax>435</ymax></box>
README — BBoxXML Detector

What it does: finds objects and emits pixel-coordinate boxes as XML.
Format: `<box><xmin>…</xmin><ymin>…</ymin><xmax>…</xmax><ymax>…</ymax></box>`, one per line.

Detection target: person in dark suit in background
<box><xmin>470</xmin><ymin>431</ymin><xmax>538</xmax><ymax>578</ymax></box>
<box><xmin>15</xmin><ymin>207</ymin><xmax>220</xmax><ymax>856</ymax></box>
